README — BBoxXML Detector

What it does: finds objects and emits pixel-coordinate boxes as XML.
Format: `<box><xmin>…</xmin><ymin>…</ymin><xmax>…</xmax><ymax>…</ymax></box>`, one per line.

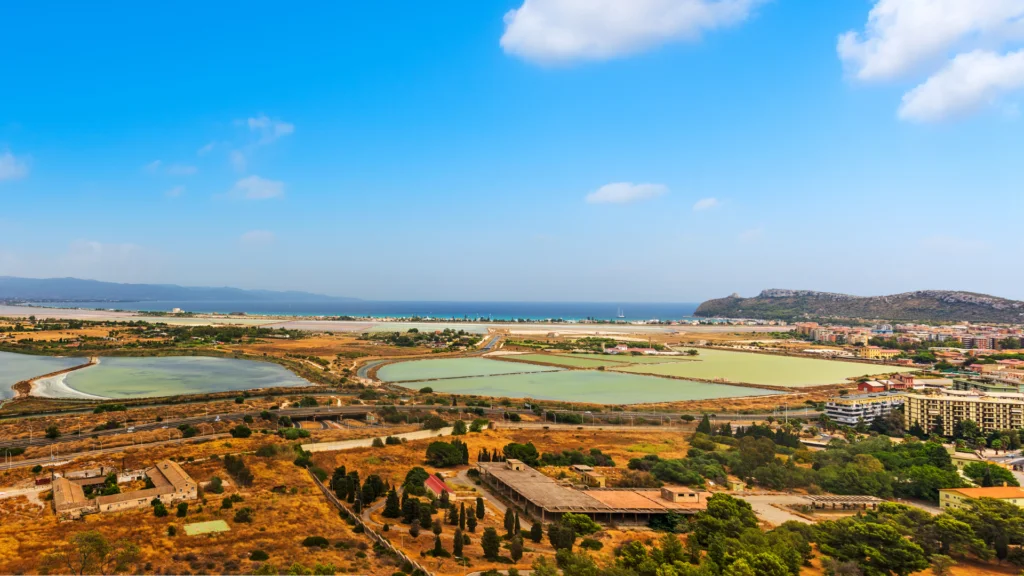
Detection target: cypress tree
<box><xmin>448</xmin><ymin>505</ymin><xmax>459</xmax><ymax>525</ymax></box>
<box><xmin>503</xmin><ymin>508</ymin><xmax>515</xmax><ymax>536</ymax></box>
<box><xmin>453</xmin><ymin>528</ymin><xmax>464</xmax><ymax>557</ymax></box>
<box><xmin>476</xmin><ymin>497</ymin><xmax>485</xmax><ymax>519</ymax></box>
<box><xmin>433</xmin><ymin>535</ymin><xmax>444</xmax><ymax>556</ymax></box>
<box><xmin>530</xmin><ymin>521</ymin><xmax>543</xmax><ymax>543</ymax></box>
<box><xmin>481</xmin><ymin>528</ymin><xmax>501</xmax><ymax>560</ymax></box>
<box><xmin>383</xmin><ymin>489</ymin><xmax>401</xmax><ymax>518</ymax></box>
<box><xmin>459</xmin><ymin>502</ymin><xmax>466</xmax><ymax>530</ymax></box>
<box><xmin>467</xmin><ymin>513</ymin><xmax>478</xmax><ymax>533</ymax></box>
<box><xmin>514</xmin><ymin>511</ymin><xmax>521</xmax><ymax>535</ymax></box>
<box><xmin>696</xmin><ymin>414</ymin><xmax>712</xmax><ymax>434</ymax></box>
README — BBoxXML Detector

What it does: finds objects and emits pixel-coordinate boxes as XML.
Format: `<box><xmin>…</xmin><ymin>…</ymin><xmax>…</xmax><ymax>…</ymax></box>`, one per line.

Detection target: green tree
<box><xmin>510</xmin><ymin>536</ymin><xmax>524</xmax><ymax>564</ymax></box>
<box><xmin>817</xmin><ymin>517</ymin><xmax>929</xmax><ymax>576</ymax></box>
<box><xmin>696</xmin><ymin>414</ymin><xmax>712</xmax><ymax>434</ymax></box>
<box><xmin>176</xmin><ymin>502</ymin><xmax>188</xmax><ymax>517</ymax></box>
<box><xmin>930</xmin><ymin>555</ymin><xmax>955</xmax><ymax>576</ymax></box>
<box><xmin>481</xmin><ymin>527</ymin><xmax>501</xmax><ymax>560</ymax></box>
<box><xmin>476</xmin><ymin>496</ymin><xmax>485</xmax><ymax>519</ymax></box>
<box><xmin>383</xmin><ymin>489</ymin><xmax>401</xmax><ymax>518</ymax></box>
<box><xmin>504</xmin><ymin>508</ymin><xmax>515</xmax><ymax>536</ymax></box>
<box><xmin>530</xmin><ymin>521</ymin><xmax>544</xmax><ymax>543</ymax></box>
<box><xmin>452</xmin><ymin>420</ymin><xmax>467</xmax><ymax>435</ymax></box>
<box><xmin>45</xmin><ymin>425</ymin><xmax>61</xmax><ymax>439</ymax></box>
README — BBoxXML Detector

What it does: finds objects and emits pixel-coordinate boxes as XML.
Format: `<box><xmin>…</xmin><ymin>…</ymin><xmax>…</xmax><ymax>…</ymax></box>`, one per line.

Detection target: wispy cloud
<box><xmin>143</xmin><ymin>160</ymin><xmax>162</xmax><ymax>173</ymax></box>
<box><xmin>228</xmin><ymin>175</ymin><xmax>284</xmax><ymax>200</ymax></box>
<box><xmin>197</xmin><ymin>142</ymin><xmax>216</xmax><ymax>156</ymax></box>
<box><xmin>229</xmin><ymin>150</ymin><xmax>247</xmax><ymax>173</ymax></box>
<box><xmin>165</xmin><ymin>186</ymin><xmax>185</xmax><ymax>198</ymax></box>
<box><xmin>243</xmin><ymin>114</ymin><xmax>295</xmax><ymax>145</ymax></box>
<box><xmin>737</xmin><ymin>227</ymin><xmax>764</xmax><ymax>243</ymax></box>
<box><xmin>166</xmin><ymin>164</ymin><xmax>198</xmax><ymax>176</ymax></box>
<box><xmin>692</xmin><ymin>197</ymin><xmax>720</xmax><ymax>211</ymax></box>
<box><xmin>240</xmin><ymin>230</ymin><xmax>276</xmax><ymax>247</ymax></box>
<box><xmin>501</xmin><ymin>0</ymin><xmax>766</xmax><ymax>64</ymax></box>
<box><xmin>0</xmin><ymin>151</ymin><xmax>29</xmax><ymax>181</ymax></box>
<box><xmin>585</xmin><ymin>182</ymin><xmax>667</xmax><ymax>204</ymax></box>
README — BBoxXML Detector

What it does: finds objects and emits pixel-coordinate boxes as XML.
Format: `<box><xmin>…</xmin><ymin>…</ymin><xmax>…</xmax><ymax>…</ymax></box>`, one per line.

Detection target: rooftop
<box><xmin>941</xmin><ymin>486</ymin><xmax>1024</xmax><ymax>499</ymax></box>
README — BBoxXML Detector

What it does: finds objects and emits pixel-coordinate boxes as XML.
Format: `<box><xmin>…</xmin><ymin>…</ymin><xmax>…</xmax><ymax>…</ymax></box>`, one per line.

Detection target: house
<box><xmin>424</xmin><ymin>475</ymin><xmax>456</xmax><ymax>501</ymax></box>
<box><xmin>939</xmin><ymin>486</ymin><xmax>1024</xmax><ymax>510</ymax></box>
<box><xmin>857</xmin><ymin>381</ymin><xmax>887</xmax><ymax>394</ymax></box>
<box><xmin>53</xmin><ymin>460</ymin><xmax>197</xmax><ymax>522</ymax></box>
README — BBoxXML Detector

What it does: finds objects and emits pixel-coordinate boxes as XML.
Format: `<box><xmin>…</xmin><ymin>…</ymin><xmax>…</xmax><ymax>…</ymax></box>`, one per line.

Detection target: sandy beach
<box><xmin>29</xmin><ymin>357</ymin><xmax>105</xmax><ymax>400</ymax></box>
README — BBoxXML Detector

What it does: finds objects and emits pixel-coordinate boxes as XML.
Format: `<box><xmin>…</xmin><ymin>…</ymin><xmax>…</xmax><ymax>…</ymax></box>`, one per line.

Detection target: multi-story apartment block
<box><xmin>904</xmin><ymin>389</ymin><xmax>1024</xmax><ymax>436</ymax></box>
<box><xmin>826</xmin><ymin>393</ymin><xmax>906</xmax><ymax>427</ymax></box>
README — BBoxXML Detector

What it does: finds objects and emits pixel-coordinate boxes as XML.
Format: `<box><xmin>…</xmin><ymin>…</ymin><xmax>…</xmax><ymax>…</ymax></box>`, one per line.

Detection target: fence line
<box><xmin>308</xmin><ymin>469</ymin><xmax>432</xmax><ymax>576</ymax></box>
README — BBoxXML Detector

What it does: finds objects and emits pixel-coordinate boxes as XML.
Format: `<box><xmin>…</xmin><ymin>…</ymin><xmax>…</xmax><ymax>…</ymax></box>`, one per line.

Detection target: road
<box><xmin>302</xmin><ymin>427</ymin><xmax>454</xmax><ymax>453</ymax></box>
<box><xmin>0</xmin><ymin>433</ymin><xmax>231</xmax><ymax>471</ymax></box>
<box><xmin>0</xmin><ymin>404</ymin><xmax>526</xmax><ymax>451</ymax></box>
<box><xmin>735</xmin><ymin>495</ymin><xmax>813</xmax><ymax>525</ymax></box>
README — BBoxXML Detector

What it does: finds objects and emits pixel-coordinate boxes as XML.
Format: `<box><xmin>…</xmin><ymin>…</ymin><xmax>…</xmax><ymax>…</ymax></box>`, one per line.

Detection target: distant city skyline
<box><xmin>1</xmin><ymin>1</ymin><xmax>1022</xmax><ymax>301</ymax></box>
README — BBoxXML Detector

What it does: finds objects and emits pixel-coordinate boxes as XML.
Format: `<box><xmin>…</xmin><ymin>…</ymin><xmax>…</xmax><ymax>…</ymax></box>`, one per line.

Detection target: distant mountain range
<box><xmin>0</xmin><ymin>276</ymin><xmax>357</xmax><ymax>303</ymax></box>
<box><xmin>695</xmin><ymin>289</ymin><xmax>1024</xmax><ymax>323</ymax></box>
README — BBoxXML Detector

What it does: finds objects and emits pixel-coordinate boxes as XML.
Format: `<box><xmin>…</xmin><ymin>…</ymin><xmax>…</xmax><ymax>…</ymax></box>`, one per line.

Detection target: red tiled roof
<box><xmin>424</xmin><ymin>475</ymin><xmax>453</xmax><ymax>495</ymax></box>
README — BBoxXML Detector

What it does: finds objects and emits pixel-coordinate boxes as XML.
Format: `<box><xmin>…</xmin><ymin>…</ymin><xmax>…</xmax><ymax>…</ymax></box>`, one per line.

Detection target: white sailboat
<box><xmin>617</xmin><ymin>307</ymin><xmax>625</xmax><ymax>319</ymax></box>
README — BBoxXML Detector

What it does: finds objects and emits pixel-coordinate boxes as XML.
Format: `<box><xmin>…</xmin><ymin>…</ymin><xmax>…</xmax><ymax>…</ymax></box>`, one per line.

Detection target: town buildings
<box><xmin>904</xmin><ymin>389</ymin><xmax>1024</xmax><ymax>436</ymax></box>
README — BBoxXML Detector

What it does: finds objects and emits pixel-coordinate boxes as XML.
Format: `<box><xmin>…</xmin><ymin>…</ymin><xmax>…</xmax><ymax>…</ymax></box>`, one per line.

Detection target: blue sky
<box><xmin>1</xmin><ymin>0</ymin><xmax>1022</xmax><ymax>302</ymax></box>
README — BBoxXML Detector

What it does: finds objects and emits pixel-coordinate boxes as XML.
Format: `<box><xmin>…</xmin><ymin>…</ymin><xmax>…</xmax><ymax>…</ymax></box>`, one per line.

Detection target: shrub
<box><xmin>234</xmin><ymin>507</ymin><xmax>254</xmax><ymax>523</ymax></box>
<box><xmin>176</xmin><ymin>503</ymin><xmax>188</xmax><ymax>517</ymax></box>
<box><xmin>208</xmin><ymin>476</ymin><xmax>225</xmax><ymax>494</ymax></box>
<box><xmin>154</xmin><ymin>503</ymin><xmax>169</xmax><ymax>517</ymax></box>
<box><xmin>302</xmin><ymin>536</ymin><xmax>330</xmax><ymax>548</ymax></box>
<box><xmin>419</xmin><ymin>387</ymin><xmax>434</xmax><ymax>393</ymax></box>
<box><xmin>372</xmin><ymin>438</ymin><xmax>385</xmax><ymax>448</ymax></box>
<box><xmin>580</xmin><ymin>538</ymin><xmax>603</xmax><ymax>550</ymax></box>
<box><xmin>230</xmin><ymin>425</ymin><xmax>252</xmax><ymax>438</ymax></box>
<box><xmin>385</xmin><ymin>436</ymin><xmax>402</xmax><ymax>445</ymax></box>
<box><xmin>167</xmin><ymin>526</ymin><xmax>177</xmax><ymax>537</ymax></box>
<box><xmin>250</xmin><ymin>550</ymin><xmax>269</xmax><ymax>561</ymax></box>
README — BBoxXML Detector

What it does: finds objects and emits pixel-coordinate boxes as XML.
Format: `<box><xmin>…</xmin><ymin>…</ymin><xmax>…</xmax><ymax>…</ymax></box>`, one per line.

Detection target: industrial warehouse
<box><xmin>477</xmin><ymin>459</ymin><xmax>708</xmax><ymax>523</ymax></box>
<box><xmin>52</xmin><ymin>459</ymin><xmax>198</xmax><ymax>521</ymax></box>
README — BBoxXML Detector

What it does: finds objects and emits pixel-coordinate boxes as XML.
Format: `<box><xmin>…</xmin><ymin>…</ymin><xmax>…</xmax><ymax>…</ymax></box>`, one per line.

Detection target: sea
<box><xmin>33</xmin><ymin>301</ymin><xmax>700</xmax><ymax>323</ymax></box>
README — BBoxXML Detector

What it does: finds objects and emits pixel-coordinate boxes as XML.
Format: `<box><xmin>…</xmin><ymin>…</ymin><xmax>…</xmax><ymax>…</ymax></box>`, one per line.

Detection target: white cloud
<box><xmin>229</xmin><ymin>150</ymin><xmax>247</xmax><ymax>173</ymax></box>
<box><xmin>166</xmin><ymin>164</ymin><xmax>198</xmax><ymax>176</ymax></box>
<box><xmin>143</xmin><ymin>160</ymin><xmax>162</xmax><ymax>173</ymax></box>
<box><xmin>240</xmin><ymin>230</ymin><xmax>276</xmax><ymax>247</ymax></box>
<box><xmin>585</xmin><ymin>182</ymin><xmax>668</xmax><ymax>204</ymax></box>
<box><xmin>899</xmin><ymin>49</ymin><xmax>1024</xmax><ymax>121</ymax></box>
<box><xmin>165</xmin><ymin>186</ymin><xmax>185</xmax><ymax>198</ymax></box>
<box><xmin>197</xmin><ymin>142</ymin><xmax>216</xmax><ymax>156</ymax></box>
<box><xmin>838</xmin><ymin>0</ymin><xmax>1024</xmax><ymax>81</ymax></box>
<box><xmin>737</xmin><ymin>226</ymin><xmax>763</xmax><ymax>243</ymax></box>
<box><xmin>244</xmin><ymin>114</ymin><xmax>295</xmax><ymax>144</ymax></box>
<box><xmin>692</xmin><ymin>197</ymin><xmax>720</xmax><ymax>211</ymax></box>
<box><xmin>229</xmin><ymin>175</ymin><xmax>284</xmax><ymax>200</ymax></box>
<box><xmin>501</xmin><ymin>0</ymin><xmax>765</xmax><ymax>64</ymax></box>
<box><xmin>0</xmin><ymin>151</ymin><xmax>29</xmax><ymax>181</ymax></box>
<box><xmin>839</xmin><ymin>0</ymin><xmax>1024</xmax><ymax>121</ymax></box>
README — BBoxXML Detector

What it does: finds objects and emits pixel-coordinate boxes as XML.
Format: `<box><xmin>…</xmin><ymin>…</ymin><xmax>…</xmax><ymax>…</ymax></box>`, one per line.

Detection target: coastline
<box><xmin>31</xmin><ymin>357</ymin><xmax>105</xmax><ymax>400</ymax></box>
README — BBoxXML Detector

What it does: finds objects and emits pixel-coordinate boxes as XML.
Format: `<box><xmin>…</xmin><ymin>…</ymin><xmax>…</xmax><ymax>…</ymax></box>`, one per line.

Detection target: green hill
<box><xmin>694</xmin><ymin>289</ymin><xmax>1024</xmax><ymax>323</ymax></box>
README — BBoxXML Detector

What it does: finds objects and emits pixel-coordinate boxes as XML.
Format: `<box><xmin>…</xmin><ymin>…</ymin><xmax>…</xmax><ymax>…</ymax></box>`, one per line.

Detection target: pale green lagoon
<box><xmin>613</xmin><ymin>348</ymin><xmax>915</xmax><ymax>387</ymax></box>
<box><xmin>60</xmin><ymin>356</ymin><xmax>310</xmax><ymax>399</ymax></box>
<box><xmin>414</xmin><ymin>370</ymin><xmax>776</xmax><ymax>404</ymax></box>
<box><xmin>376</xmin><ymin>357</ymin><xmax>560</xmax><ymax>383</ymax></box>
<box><xmin>0</xmin><ymin>351</ymin><xmax>89</xmax><ymax>400</ymax></box>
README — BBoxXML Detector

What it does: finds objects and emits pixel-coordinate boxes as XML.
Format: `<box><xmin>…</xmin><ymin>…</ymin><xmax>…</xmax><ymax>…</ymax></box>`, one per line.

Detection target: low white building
<box><xmin>826</xmin><ymin>393</ymin><xmax>906</xmax><ymax>427</ymax></box>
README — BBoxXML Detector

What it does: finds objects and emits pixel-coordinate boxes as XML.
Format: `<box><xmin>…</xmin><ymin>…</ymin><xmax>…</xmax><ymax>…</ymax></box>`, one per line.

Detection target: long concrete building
<box><xmin>904</xmin><ymin>389</ymin><xmax>1024</xmax><ymax>436</ymax></box>
<box><xmin>477</xmin><ymin>459</ymin><xmax>707</xmax><ymax>523</ymax></box>
<box><xmin>53</xmin><ymin>460</ymin><xmax>197</xmax><ymax>521</ymax></box>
